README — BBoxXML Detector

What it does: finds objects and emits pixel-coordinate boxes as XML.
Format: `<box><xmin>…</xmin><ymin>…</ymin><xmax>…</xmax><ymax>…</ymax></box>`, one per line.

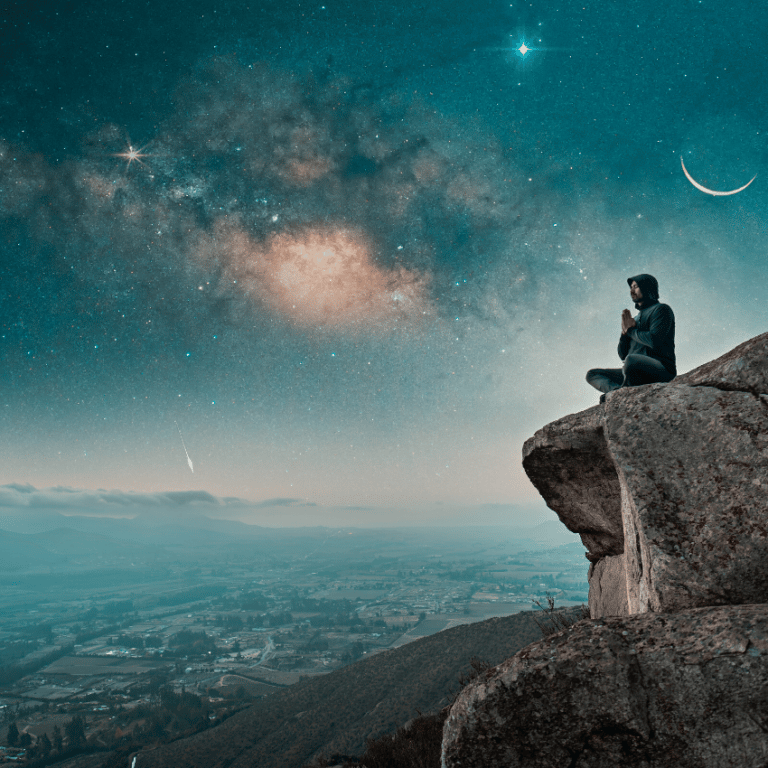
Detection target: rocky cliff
<box><xmin>442</xmin><ymin>332</ymin><xmax>768</xmax><ymax>768</ymax></box>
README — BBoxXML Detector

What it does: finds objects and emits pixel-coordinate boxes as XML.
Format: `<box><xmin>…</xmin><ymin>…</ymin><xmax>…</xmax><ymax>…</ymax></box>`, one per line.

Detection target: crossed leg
<box><xmin>587</xmin><ymin>353</ymin><xmax>675</xmax><ymax>394</ymax></box>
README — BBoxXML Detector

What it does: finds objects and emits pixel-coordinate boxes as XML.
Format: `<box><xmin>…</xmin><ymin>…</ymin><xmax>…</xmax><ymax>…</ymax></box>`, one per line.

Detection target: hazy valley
<box><xmin>0</xmin><ymin>511</ymin><xmax>584</xmax><ymax>765</ymax></box>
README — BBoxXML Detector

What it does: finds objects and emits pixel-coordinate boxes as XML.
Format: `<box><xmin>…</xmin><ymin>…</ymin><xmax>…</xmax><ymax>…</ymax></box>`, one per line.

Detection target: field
<box><xmin>42</xmin><ymin>656</ymin><xmax>166</xmax><ymax>676</ymax></box>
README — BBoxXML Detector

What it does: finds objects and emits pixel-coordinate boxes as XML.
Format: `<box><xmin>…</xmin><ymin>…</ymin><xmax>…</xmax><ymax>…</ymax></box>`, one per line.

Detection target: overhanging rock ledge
<box><xmin>522</xmin><ymin>331</ymin><xmax>768</xmax><ymax>618</ymax></box>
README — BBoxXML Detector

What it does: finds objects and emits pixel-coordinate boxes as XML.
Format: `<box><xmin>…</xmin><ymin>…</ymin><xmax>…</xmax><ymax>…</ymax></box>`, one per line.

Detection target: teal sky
<box><xmin>1</xmin><ymin>0</ymin><xmax>766</xmax><ymax>523</ymax></box>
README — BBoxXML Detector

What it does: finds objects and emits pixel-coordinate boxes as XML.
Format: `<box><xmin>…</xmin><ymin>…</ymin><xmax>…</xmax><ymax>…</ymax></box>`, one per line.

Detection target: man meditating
<box><xmin>586</xmin><ymin>274</ymin><xmax>676</xmax><ymax>403</ymax></box>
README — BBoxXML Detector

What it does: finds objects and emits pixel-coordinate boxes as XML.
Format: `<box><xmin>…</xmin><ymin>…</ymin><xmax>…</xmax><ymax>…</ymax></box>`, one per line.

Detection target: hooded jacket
<box><xmin>618</xmin><ymin>274</ymin><xmax>676</xmax><ymax>376</ymax></box>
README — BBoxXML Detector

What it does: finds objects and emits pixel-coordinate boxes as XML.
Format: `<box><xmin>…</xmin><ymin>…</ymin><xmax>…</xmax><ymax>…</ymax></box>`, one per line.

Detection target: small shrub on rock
<box><xmin>532</xmin><ymin>593</ymin><xmax>590</xmax><ymax>637</ymax></box>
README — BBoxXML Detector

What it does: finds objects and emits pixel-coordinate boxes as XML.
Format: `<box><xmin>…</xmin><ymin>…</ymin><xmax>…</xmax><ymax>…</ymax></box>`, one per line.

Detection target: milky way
<box><xmin>4</xmin><ymin>58</ymin><xmax>550</xmax><ymax>338</ymax></box>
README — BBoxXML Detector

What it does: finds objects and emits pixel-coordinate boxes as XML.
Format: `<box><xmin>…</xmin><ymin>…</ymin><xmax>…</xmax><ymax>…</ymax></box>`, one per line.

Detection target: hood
<box><xmin>627</xmin><ymin>273</ymin><xmax>659</xmax><ymax>309</ymax></box>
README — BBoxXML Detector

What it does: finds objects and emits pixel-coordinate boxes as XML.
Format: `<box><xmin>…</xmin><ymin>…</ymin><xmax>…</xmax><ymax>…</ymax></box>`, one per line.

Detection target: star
<box><xmin>113</xmin><ymin>141</ymin><xmax>151</xmax><ymax>171</ymax></box>
<box><xmin>518</xmin><ymin>43</ymin><xmax>529</xmax><ymax>55</ymax></box>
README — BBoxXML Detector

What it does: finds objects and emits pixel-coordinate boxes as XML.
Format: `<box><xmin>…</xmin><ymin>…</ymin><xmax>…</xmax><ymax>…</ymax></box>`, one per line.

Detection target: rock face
<box><xmin>442</xmin><ymin>605</ymin><xmax>768</xmax><ymax>768</ymax></box>
<box><xmin>607</xmin><ymin>384</ymin><xmax>768</xmax><ymax>614</ymax></box>
<box><xmin>522</xmin><ymin>331</ymin><xmax>768</xmax><ymax>617</ymax></box>
<box><xmin>442</xmin><ymin>333</ymin><xmax>768</xmax><ymax>768</ymax></box>
<box><xmin>587</xmin><ymin>553</ymin><xmax>628</xmax><ymax>618</ymax></box>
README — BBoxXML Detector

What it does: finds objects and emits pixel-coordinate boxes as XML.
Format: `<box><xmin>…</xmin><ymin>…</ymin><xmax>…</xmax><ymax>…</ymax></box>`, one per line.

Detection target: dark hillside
<box><xmin>127</xmin><ymin>610</ymin><xmax>550</xmax><ymax>768</ymax></box>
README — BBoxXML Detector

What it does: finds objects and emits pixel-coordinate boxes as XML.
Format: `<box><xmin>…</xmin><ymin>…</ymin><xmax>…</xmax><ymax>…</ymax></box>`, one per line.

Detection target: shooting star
<box><xmin>175</xmin><ymin>421</ymin><xmax>194</xmax><ymax>473</ymax></box>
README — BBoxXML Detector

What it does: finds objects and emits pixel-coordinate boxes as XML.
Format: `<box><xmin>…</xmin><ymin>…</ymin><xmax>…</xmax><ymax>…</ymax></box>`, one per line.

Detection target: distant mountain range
<box><xmin>0</xmin><ymin>509</ymin><xmax>579</xmax><ymax>574</ymax></box>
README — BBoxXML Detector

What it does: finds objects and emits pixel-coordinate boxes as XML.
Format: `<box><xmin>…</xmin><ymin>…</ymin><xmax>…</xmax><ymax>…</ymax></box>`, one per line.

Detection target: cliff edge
<box><xmin>442</xmin><ymin>332</ymin><xmax>768</xmax><ymax>768</ymax></box>
<box><xmin>523</xmin><ymin>331</ymin><xmax>768</xmax><ymax>618</ymax></box>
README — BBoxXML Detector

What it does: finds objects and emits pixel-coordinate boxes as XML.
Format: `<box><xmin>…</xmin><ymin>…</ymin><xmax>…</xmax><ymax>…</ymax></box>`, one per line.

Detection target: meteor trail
<box><xmin>175</xmin><ymin>421</ymin><xmax>194</xmax><ymax>473</ymax></box>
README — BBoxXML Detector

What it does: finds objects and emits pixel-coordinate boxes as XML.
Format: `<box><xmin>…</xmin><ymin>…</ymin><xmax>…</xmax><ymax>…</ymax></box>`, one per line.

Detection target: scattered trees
<box><xmin>167</xmin><ymin>630</ymin><xmax>217</xmax><ymax>657</ymax></box>
<box><xmin>39</xmin><ymin>732</ymin><xmax>52</xmax><ymax>757</ymax></box>
<box><xmin>65</xmin><ymin>715</ymin><xmax>86</xmax><ymax>748</ymax></box>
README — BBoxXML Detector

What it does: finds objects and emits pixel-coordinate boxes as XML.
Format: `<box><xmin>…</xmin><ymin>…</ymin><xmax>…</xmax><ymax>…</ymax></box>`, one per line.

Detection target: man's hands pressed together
<box><xmin>621</xmin><ymin>308</ymin><xmax>637</xmax><ymax>335</ymax></box>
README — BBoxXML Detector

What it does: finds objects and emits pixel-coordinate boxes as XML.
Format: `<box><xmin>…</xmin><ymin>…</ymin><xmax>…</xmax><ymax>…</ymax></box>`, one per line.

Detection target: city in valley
<box><xmin>0</xmin><ymin>514</ymin><xmax>586</xmax><ymax>763</ymax></box>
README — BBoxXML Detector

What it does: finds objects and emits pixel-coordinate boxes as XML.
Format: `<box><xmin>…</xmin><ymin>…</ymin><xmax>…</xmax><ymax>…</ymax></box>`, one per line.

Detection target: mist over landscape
<box><xmin>0</xmin><ymin>496</ymin><xmax>583</xmax><ymax>766</ymax></box>
<box><xmin>2</xmin><ymin>0</ymin><xmax>767</xmax><ymax>763</ymax></box>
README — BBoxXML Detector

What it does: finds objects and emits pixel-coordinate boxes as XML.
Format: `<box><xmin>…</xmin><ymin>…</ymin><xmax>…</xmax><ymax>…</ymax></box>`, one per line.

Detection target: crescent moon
<box><xmin>680</xmin><ymin>155</ymin><xmax>756</xmax><ymax>196</ymax></box>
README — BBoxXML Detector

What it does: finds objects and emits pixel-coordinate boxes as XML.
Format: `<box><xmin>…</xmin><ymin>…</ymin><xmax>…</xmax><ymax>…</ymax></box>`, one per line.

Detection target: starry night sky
<box><xmin>1</xmin><ymin>0</ymin><xmax>766</xmax><ymax>525</ymax></box>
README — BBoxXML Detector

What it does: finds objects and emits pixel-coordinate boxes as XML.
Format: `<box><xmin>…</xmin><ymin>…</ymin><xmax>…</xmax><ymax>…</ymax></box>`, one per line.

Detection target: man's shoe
<box><xmin>600</xmin><ymin>388</ymin><xmax>623</xmax><ymax>404</ymax></box>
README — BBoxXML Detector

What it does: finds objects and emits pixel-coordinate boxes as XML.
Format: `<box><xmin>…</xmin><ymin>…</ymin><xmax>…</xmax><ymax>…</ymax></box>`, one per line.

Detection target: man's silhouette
<box><xmin>586</xmin><ymin>274</ymin><xmax>676</xmax><ymax>403</ymax></box>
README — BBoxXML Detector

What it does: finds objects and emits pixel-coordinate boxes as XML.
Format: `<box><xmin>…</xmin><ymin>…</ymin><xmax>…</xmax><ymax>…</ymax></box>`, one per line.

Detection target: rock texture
<box><xmin>587</xmin><ymin>553</ymin><xmax>628</xmax><ymax>618</ymax></box>
<box><xmin>442</xmin><ymin>605</ymin><xmax>768</xmax><ymax>768</ymax></box>
<box><xmin>522</xmin><ymin>331</ymin><xmax>768</xmax><ymax>617</ymax></box>
<box><xmin>673</xmin><ymin>331</ymin><xmax>768</xmax><ymax>394</ymax></box>
<box><xmin>607</xmin><ymin>384</ymin><xmax>768</xmax><ymax>613</ymax></box>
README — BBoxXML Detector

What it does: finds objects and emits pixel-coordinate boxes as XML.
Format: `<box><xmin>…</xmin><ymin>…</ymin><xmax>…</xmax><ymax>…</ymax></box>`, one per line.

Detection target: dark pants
<box><xmin>586</xmin><ymin>354</ymin><xmax>675</xmax><ymax>394</ymax></box>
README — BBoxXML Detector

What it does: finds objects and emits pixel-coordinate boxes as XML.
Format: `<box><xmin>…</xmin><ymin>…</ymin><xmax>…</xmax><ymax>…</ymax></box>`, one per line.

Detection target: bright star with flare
<box><xmin>508</xmin><ymin>35</ymin><xmax>535</xmax><ymax>60</ymax></box>
<box><xmin>113</xmin><ymin>141</ymin><xmax>151</xmax><ymax>171</ymax></box>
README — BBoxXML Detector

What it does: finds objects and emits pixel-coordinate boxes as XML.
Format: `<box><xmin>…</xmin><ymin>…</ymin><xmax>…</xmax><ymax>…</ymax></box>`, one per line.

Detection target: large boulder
<box><xmin>606</xmin><ymin>383</ymin><xmax>768</xmax><ymax>613</ymax></box>
<box><xmin>522</xmin><ymin>332</ymin><xmax>768</xmax><ymax>617</ymax></box>
<box><xmin>442</xmin><ymin>604</ymin><xmax>768</xmax><ymax>768</ymax></box>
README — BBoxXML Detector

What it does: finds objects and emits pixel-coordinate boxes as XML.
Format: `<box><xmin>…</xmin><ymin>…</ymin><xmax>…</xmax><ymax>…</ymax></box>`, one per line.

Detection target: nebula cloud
<box><xmin>194</xmin><ymin>220</ymin><xmax>432</xmax><ymax>330</ymax></box>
